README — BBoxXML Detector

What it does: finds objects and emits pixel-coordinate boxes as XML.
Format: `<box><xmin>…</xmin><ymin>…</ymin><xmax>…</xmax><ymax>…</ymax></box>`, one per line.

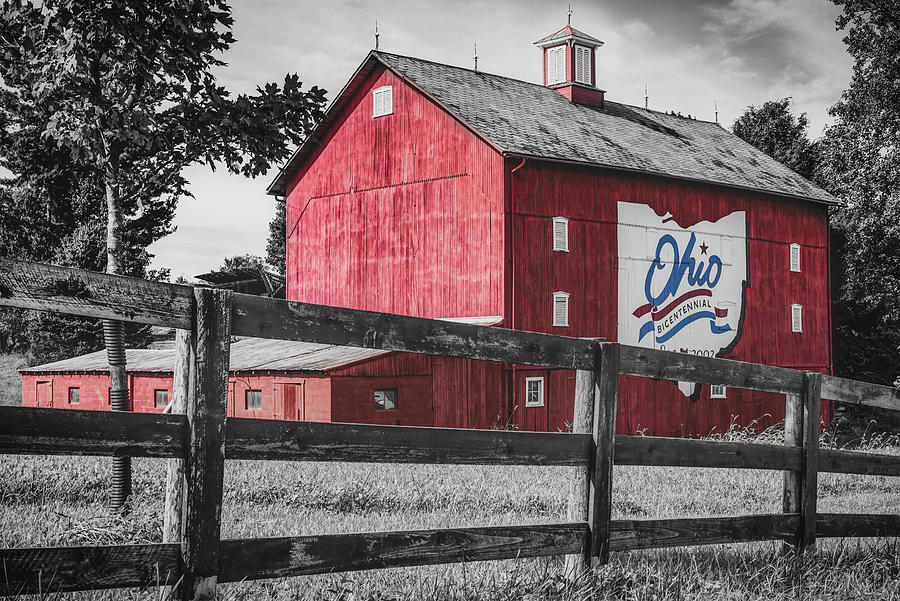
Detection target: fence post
<box><xmin>181</xmin><ymin>288</ymin><xmax>232</xmax><ymax>600</ymax></box>
<box><xmin>589</xmin><ymin>342</ymin><xmax>619</xmax><ymax>564</ymax></box>
<box><xmin>801</xmin><ymin>372</ymin><xmax>822</xmax><ymax>551</ymax></box>
<box><xmin>783</xmin><ymin>371</ymin><xmax>822</xmax><ymax>553</ymax></box>
<box><xmin>162</xmin><ymin>329</ymin><xmax>192</xmax><ymax>595</ymax></box>
<box><xmin>564</xmin><ymin>366</ymin><xmax>598</xmax><ymax>579</ymax></box>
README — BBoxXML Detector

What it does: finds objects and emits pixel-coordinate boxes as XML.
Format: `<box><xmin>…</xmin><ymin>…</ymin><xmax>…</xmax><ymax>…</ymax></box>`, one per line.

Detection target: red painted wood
<box><xmin>508</xmin><ymin>161</ymin><xmax>832</xmax><ymax>436</ymax></box>
<box><xmin>285</xmin><ymin>65</ymin><xmax>505</xmax><ymax>320</ymax></box>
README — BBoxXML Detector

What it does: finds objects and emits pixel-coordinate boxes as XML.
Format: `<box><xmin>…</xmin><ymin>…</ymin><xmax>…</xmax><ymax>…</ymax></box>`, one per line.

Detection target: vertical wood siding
<box><xmin>508</xmin><ymin>160</ymin><xmax>832</xmax><ymax>436</ymax></box>
<box><xmin>285</xmin><ymin>66</ymin><xmax>505</xmax><ymax>319</ymax></box>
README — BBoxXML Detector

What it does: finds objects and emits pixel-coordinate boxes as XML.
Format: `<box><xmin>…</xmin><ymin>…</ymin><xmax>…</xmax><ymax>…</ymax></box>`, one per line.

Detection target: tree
<box><xmin>266</xmin><ymin>201</ymin><xmax>287</xmax><ymax>277</ymax></box>
<box><xmin>819</xmin><ymin>0</ymin><xmax>900</xmax><ymax>387</ymax></box>
<box><xmin>0</xmin><ymin>115</ymin><xmax>163</xmax><ymax>363</ymax></box>
<box><xmin>217</xmin><ymin>254</ymin><xmax>267</xmax><ymax>272</ymax></box>
<box><xmin>0</xmin><ymin>0</ymin><xmax>326</xmax><ymax>511</ymax></box>
<box><xmin>731</xmin><ymin>98</ymin><xmax>819</xmax><ymax>181</ymax></box>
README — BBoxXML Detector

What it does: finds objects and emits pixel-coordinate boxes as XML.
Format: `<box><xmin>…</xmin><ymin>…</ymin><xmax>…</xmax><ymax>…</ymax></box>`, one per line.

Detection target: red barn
<box><xmin>265</xmin><ymin>22</ymin><xmax>838</xmax><ymax>436</ymax></box>
<box><xmin>21</xmin><ymin>321</ymin><xmax>511</xmax><ymax>427</ymax></box>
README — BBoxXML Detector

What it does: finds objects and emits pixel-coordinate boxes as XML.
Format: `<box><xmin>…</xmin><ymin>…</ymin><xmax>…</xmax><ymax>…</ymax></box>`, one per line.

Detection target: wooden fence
<box><xmin>2</xmin><ymin>258</ymin><xmax>900</xmax><ymax>599</ymax></box>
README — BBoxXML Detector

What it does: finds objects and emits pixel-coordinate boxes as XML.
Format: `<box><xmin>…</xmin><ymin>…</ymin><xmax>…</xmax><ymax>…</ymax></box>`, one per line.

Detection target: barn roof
<box><xmin>21</xmin><ymin>316</ymin><xmax>504</xmax><ymax>374</ymax></box>
<box><xmin>267</xmin><ymin>51</ymin><xmax>837</xmax><ymax>206</ymax></box>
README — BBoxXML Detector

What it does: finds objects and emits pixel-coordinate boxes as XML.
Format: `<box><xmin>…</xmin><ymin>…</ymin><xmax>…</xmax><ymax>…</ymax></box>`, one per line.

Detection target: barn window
<box><xmin>546</xmin><ymin>45</ymin><xmax>565</xmax><ymax>85</ymax></box>
<box><xmin>525</xmin><ymin>377</ymin><xmax>545</xmax><ymax>407</ymax></box>
<box><xmin>68</xmin><ymin>387</ymin><xmax>80</xmax><ymax>405</ymax></box>
<box><xmin>791</xmin><ymin>304</ymin><xmax>803</xmax><ymax>333</ymax></box>
<box><xmin>790</xmin><ymin>243</ymin><xmax>801</xmax><ymax>272</ymax></box>
<box><xmin>552</xmin><ymin>217</ymin><xmax>569</xmax><ymax>252</ymax></box>
<box><xmin>574</xmin><ymin>45</ymin><xmax>591</xmax><ymax>84</ymax></box>
<box><xmin>710</xmin><ymin>384</ymin><xmax>727</xmax><ymax>399</ymax></box>
<box><xmin>154</xmin><ymin>389</ymin><xmax>169</xmax><ymax>408</ymax></box>
<box><xmin>374</xmin><ymin>389</ymin><xmax>397</xmax><ymax>410</ymax></box>
<box><xmin>245</xmin><ymin>389</ymin><xmax>263</xmax><ymax>410</ymax></box>
<box><xmin>553</xmin><ymin>291</ymin><xmax>570</xmax><ymax>327</ymax></box>
<box><xmin>372</xmin><ymin>85</ymin><xmax>393</xmax><ymax>117</ymax></box>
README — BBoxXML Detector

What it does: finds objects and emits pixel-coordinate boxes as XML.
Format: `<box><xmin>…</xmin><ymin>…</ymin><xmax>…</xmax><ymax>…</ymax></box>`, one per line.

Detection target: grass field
<box><xmin>3</xmin><ymin>428</ymin><xmax>900</xmax><ymax>600</ymax></box>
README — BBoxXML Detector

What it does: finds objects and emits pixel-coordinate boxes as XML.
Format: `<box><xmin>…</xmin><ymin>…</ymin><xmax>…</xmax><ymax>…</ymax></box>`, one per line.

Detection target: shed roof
<box><xmin>21</xmin><ymin>316</ymin><xmax>504</xmax><ymax>374</ymax></box>
<box><xmin>267</xmin><ymin>51</ymin><xmax>836</xmax><ymax>206</ymax></box>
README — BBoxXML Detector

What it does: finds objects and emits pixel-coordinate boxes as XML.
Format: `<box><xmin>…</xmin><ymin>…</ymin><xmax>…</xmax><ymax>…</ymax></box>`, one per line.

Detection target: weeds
<box><xmin>2</xmin><ymin>431</ymin><xmax>900</xmax><ymax>599</ymax></box>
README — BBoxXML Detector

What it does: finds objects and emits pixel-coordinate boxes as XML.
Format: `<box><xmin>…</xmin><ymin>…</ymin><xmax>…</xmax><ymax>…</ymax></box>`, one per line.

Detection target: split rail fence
<box><xmin>2</xmin><ymin>258</ymin><xmax>900</xmax><ymax>599</ymax></box>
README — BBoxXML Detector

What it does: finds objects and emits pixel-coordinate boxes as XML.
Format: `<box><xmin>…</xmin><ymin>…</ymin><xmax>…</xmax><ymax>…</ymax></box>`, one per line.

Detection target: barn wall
<box><xmin>285</xmin><ymin>64</ymin><xmax>505</xmax><ymax>319</ymax></box>
<box><xmin>508</xmin><ymin>160</ymin><xmax>833</xmax><ymax>436</ymax></box>
<box><xmin>430</xmin><ymin>357</ymin><xmax>508</xmax><ymax>429</ymax></box>
<box><xmin>331</xmin><ymin>375</ymin><xmax>433</xmax><ymax>426</ymax></box>
<box><xmin>228</xmin><ymin>373</ymin><xmax>332</xmax><ymax>421</ymax></box>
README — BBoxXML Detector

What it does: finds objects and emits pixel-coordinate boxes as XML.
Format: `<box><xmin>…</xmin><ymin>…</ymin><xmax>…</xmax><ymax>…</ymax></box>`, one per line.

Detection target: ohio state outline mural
<box><xmin>617</xmin><ymin>202</ymin><xmax>750</xmax><ymax>398</ymax></box>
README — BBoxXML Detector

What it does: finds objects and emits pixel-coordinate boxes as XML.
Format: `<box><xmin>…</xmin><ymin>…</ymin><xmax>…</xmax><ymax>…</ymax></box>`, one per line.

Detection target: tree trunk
<box><xmin>104</xmin><ymin>173</ymin><xmax>132</xmax><ymax>513</ymax></box>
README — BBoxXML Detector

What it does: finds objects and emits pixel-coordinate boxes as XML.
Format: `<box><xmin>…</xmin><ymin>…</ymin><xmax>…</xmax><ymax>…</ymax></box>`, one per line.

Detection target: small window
<box><xmin>245</xmin><ymin>389</ymin><xmax>263</xmax><ymax>410</ymax></box>
<box><xmin>372</xmin><ymin>85</ymin><xmax>393</xmax><ymax>117</ymax></box>
<box><xmin>154</xmin><ymin>389</ymin><xmax>169</xmax><ymax>408</ymax></box>
<box><xmin>790</xmin><ymin>243</ymin><xmax>801</xmax><ymax>272</ymax></box>
<box><xmin>546</xmin><ymin>45</ymin><xmax>565</xmax><ymax>85</ymax></box>
<box><xmin>374</xmin><ymin>389</ymin><xmax>397</xmax><ymax>410</ymax></box>
<box><xmin>791</xmin><ymin>304</ymin><xmax>803</xmax><ymax>333</ymax></box>
<box><xmin>574</xmin><ymin>45</ymin><xmax>591</xmax><ymax>84</ymax></box>
<box><xmin>710</xmin><ymin>384</ymin><xmax>727</xmax><ymax>399</ymax></box>
<box><xmin>68</xmin><ymin>387</ymin><xmax>80</xmax><ymax>405</ymax></box>
<box><xmin>525</xmin><ymin>377</ymin><xmax>545</xmax><ymax>407</ymax></box>
<box><xmin>552</xmin><ymin>217</ymin><xmax>569</xmax><ymax>252</ymax></box>
<box><xmin>553</xmin><ymin>291</ymin><xmax>570</xmax><ymax>327</ymax></box>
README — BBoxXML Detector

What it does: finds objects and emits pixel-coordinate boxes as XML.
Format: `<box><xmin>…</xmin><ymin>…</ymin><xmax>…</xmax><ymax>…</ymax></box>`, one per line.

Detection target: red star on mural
<box><xmin>700</xmin><ymin>241</ymin><xmax>709</xmax><ymax>255</ymax></box>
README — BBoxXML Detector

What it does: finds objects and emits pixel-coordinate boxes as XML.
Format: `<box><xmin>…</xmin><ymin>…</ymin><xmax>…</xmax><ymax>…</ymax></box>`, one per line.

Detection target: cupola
<box><xmin>534</xmin><ymin>21</ymin><xmax>605</xmax><ymax>108</ymax></box>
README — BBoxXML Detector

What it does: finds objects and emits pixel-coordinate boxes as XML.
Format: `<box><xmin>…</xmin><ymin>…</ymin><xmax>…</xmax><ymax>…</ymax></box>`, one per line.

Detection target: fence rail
<box><xmin>2</xmin><ymin>258</ymin><xmax>900</xmax><ymax>599</ymax></box>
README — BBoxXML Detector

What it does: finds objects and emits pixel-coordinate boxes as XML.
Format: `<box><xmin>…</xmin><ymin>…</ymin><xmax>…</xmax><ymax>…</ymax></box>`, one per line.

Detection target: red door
<box><xmin>36</xmin><ymin>381</ymin><xmax>52</xmax><ymax>407</ymax></box>
<box><xmin>282</xmin><ymin>383</ymin><xmax>304</xmax><ymax>421</ymax></box>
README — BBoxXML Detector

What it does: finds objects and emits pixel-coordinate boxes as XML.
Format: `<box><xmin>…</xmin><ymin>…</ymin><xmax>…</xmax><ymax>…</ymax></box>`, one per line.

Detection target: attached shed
<box><xmin>20</xmin><ymin>317</ymin><xmax>519</xmax><ymax>429</ymax></box>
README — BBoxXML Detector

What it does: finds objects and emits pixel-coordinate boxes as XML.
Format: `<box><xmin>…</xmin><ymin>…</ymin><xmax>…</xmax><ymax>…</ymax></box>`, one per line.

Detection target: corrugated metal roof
<box><xmin>21</xmin><ymin>316</ymin><xmax>504</xmax><ymax>374</ymax></box>
<box><xmin>267</xmin><ymin>52</ymin><xmax>837</xmax><ymax>206</ymax></box>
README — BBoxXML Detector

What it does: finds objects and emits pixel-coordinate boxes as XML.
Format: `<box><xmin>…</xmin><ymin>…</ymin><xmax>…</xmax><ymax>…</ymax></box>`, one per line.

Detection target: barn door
<box><xmin>282</xmin><ymin>383</ymin><xmax>304</xmax><ymax>421</ymax></box>
<box><xmin>36</xmin><ymin>381</ymin><xmax>52</xmax><ymax>407</ymax></box>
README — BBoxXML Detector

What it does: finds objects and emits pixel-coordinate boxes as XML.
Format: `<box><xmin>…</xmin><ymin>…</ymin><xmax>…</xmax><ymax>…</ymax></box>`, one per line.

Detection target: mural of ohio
<box><xmin>617</xmin><ymin>202</ymin><xmax>749</xmax><ymax>398</ymax></box>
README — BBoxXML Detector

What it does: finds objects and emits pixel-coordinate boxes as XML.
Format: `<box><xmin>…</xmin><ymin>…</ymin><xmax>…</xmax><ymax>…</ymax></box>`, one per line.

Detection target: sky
<box><xmin>149</xmin><ymin>0</ymin><xmax>853</xmax><ymax>280</ymax></box>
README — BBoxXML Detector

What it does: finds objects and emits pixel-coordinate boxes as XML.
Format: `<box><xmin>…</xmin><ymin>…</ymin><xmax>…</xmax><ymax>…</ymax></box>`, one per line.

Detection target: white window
<box><xmin>372</xmin><ymin>85</ymin><xmax>393</xmax><ymax>117</ymax></box>
<box><xmin>791</xmin><ymin>304</ymin><xmax>803</xmax><ymax>333</ymax></box>
<box><xmin>574</xmin><ymin>45</ymin><xmax>591</xmax><ymax>84</ymax></box>
<box><xmin>525</xmin><ymin>377</ymin><xmax>545</xmax><ymax>407</ymax></box>
<box><xmin>546</xmin><ymin>45</ymin><xmax>565</xmax><ymax>85</ymax></box>
<box><xmin>245</xmin><ymin>389</ymin><xmax>263</xmax><ymax>410</ymax></box>
<box><xmin>710</xmin><ymin>384</ymin><xmax>727</xmax><ymax>399</ymax></box>
<box><xmin>552</xmin><ymin>217</ymin><xmax>569</xmax><ymax>252</ymax></box>
<box><xmin>553</xmin><ymin>291</ymin><xmax>570</xmax><ymax>327</ymax></box>
<box><xmin>790</xmin><ymin>243</ymin><xmax>801</xmax><ymax>272</ymax></box>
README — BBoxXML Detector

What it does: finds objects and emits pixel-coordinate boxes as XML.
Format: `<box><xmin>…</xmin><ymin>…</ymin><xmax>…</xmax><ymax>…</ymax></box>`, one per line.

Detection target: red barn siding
<box><xmin>507</xmin><ymin>161</ymin><xmax>832</xmax><ymax>435</ymax></box>
<box><xmin>285</xmin><ymin>66</ymin><xmax>505</xmax><ymax>320</ymax></box>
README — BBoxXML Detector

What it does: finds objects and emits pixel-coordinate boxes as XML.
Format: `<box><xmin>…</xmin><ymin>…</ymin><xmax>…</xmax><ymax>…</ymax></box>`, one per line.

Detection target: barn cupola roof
<box><xmin>534</xmin><ymin>20</ymin><xmax>605</xmax><ymax>108</ymax></box>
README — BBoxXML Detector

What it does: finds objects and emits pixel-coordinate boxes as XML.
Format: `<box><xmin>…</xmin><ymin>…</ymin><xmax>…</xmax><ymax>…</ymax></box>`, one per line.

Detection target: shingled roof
<box><xmin>267</xmin><ymin>51</ymin><xmax>836</xmax><ymax>205</ymax></box>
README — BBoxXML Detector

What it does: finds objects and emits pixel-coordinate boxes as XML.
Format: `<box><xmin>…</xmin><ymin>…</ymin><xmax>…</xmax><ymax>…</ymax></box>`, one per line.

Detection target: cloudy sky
<box><xmin>150</xmin><ymin>0</ymin><xmax>853</xmax><ymax>279</ymax></box>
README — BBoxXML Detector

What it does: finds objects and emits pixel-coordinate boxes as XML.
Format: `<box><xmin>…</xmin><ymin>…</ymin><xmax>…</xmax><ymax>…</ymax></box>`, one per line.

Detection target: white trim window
<box><xmin>552</xmin><ymin>217</ymin><xmax>569</xmax><ymax>252</ymax></box>
<box><xmin>546</xmin><ymin>45</ymin><xmax>565</xmax><ymax>85</ymax></box>
<box><xmin>791</xmin><ymin>304</ymin><xmax>803</xmax><ymax>333</ymax></box>
<box><xmin>525</xmin><ymin>377</ymin><xmax>545</xmax><ymax>407</ymax></box>
<box><xmin>574</xmin><ymin>45</ymin><xmax>591</xmax><ymax>85</ymax></box>
<box><xmin>790</xmin><ymin>243</ymin><xmax>801</xmax><ymax>273</ymax></box>
<box><xmin>553</xmin><ymin>291</ymin><xmax>570</xmax><ymax>327</ymax></box>
<box><xmin>710</xmin><ymin>384</ymin><xmax>727</xmax><ymax>399</ymax></box>
<box><xmin>372</xmin><ymin>85</ymin><xmax>393</xmax><ymax>117</ymax></box>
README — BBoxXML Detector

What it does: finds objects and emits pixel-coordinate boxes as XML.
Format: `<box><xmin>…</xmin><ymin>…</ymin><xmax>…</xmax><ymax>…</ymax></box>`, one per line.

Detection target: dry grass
<box><xmin>3</xmin><ymin>427</ymin><xmax>900</xmax><ymax>600</ymax></box>
<box><xmin>0</xmin><ymin>353</ymin><xmax>26</xmax><ymax>407</ymax></box>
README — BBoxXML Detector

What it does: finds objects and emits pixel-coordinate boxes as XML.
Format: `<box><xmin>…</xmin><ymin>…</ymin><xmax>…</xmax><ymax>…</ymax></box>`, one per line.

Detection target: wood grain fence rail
<box><xmin>2</xmin><ymin>259</ymin><xmax>900</xmax><ymax>599</ymax></box>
